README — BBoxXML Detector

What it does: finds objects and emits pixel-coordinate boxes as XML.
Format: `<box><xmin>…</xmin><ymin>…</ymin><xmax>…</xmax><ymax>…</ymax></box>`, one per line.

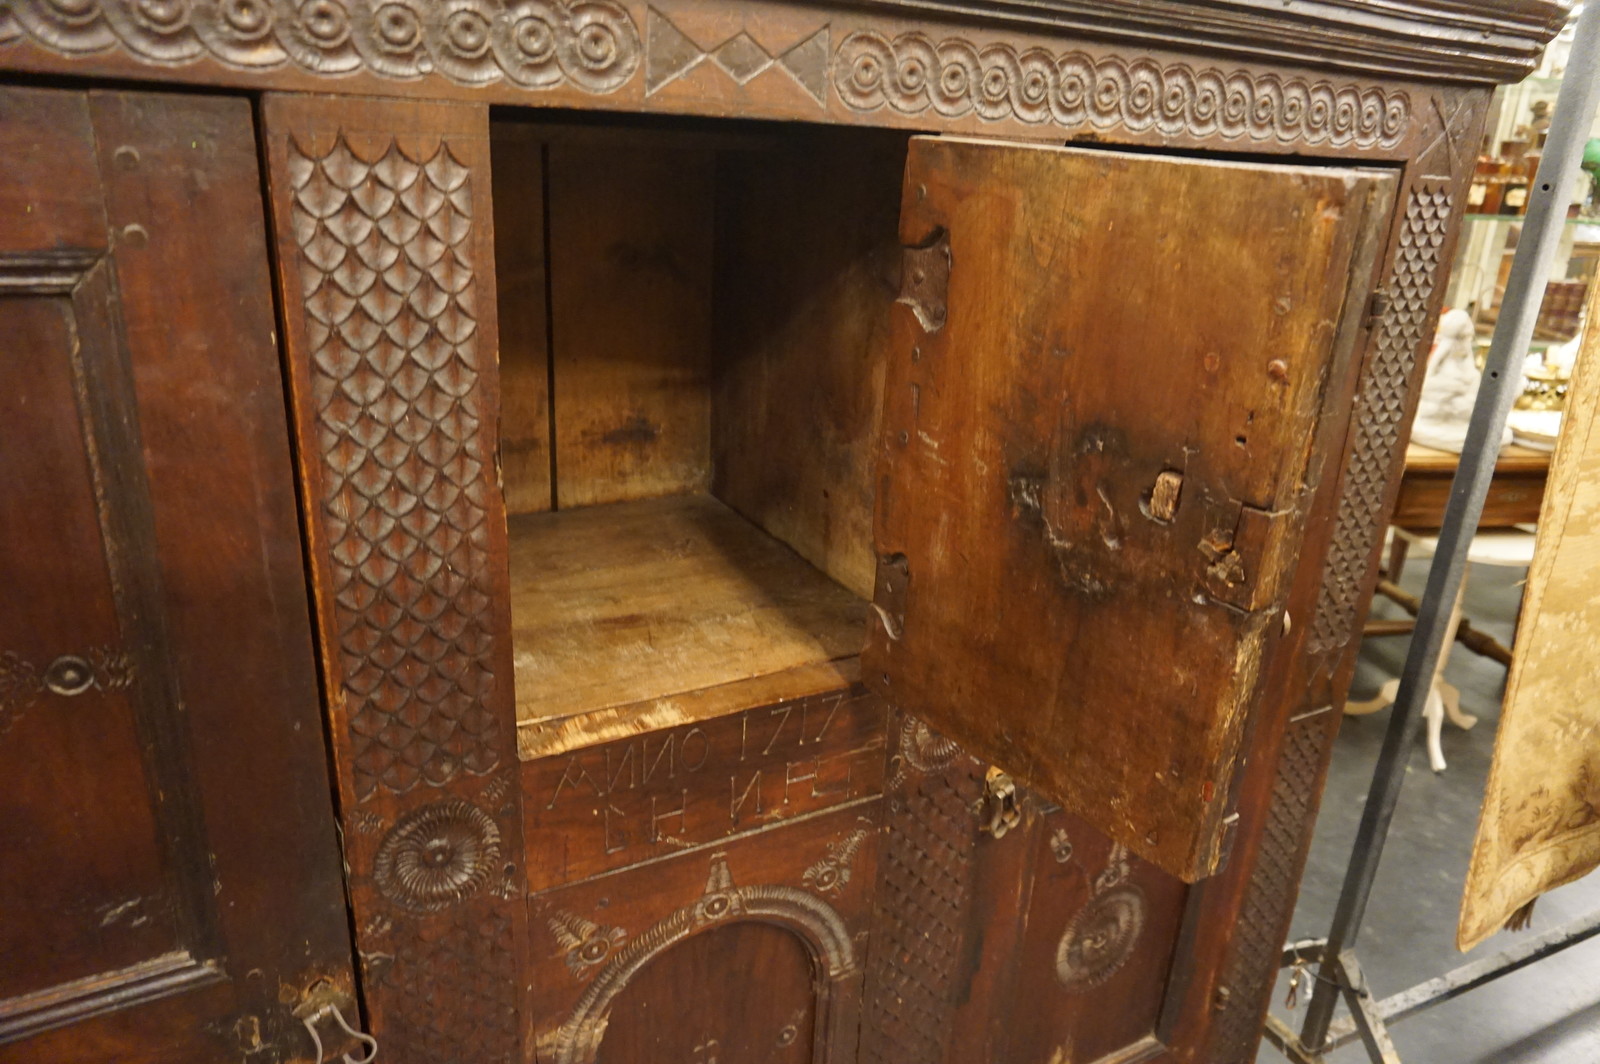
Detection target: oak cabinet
<box><xmin>0</xmin><ymin>3</ymin><xmax>1565</xmax><ymax>1063</ymax></box>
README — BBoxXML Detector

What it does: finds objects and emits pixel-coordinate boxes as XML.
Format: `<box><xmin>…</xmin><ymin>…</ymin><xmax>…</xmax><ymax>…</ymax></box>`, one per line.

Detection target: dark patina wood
<box><xmin>260</xmin><ymin>94</ymin><xmax>528</xmax><ymax>1064</ymax></box>
<box><xmin>0</xmin><ymin>3</ymin><xmax>1564</xmax><ymax>1064</ymax></box>
<box><xmin>0</xmin><ymin>86</ymin><xmax>356</xmax><ymax>1063</ymax></box>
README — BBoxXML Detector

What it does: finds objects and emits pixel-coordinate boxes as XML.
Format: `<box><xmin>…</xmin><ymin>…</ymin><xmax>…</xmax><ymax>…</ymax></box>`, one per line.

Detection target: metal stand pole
<box><xmin>1296</xmin><ymin>9</ymin><xmax>1600</xmax><ymax>1054</ymax></box>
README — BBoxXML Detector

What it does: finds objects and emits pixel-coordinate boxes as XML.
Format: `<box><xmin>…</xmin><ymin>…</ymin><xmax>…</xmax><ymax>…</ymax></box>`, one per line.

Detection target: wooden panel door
<box><xmin>0</xmin><ymin>87</ymin><xmax>357</xmax><ymax>1062</ymax></box>
<box><xmin>866</xmin><ymin>137</ymin><xmax>1397</xmax><ymax>882</ymax></box>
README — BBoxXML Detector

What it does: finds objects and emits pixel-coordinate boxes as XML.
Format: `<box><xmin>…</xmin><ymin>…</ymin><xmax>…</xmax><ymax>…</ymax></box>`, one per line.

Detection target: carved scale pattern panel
<box><xmin>288</xmin><ymin>130</ymin><xmax>502</xmax><ymax>799</ymax></box>
<box><xmin>1309</xmin><ymin>181</ymin><xmax>1453</xmax><ymax>656</ymax></box>
<box><xmin>265</xmin><ymin>95</ymin><xmax>524</xmax><ymax>1064</ymax></box>
<box><xmin>859</xmin><ymin>715</ymin><xmax>984</xmax><ymax>1064</ymax></box>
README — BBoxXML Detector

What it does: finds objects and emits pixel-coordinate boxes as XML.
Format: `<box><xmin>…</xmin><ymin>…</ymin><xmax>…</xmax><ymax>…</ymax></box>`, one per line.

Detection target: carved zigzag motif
<box><xmin>644</xmin><ymin>7</ymin><xmax>828</xmax><ymax>104</ymax></box>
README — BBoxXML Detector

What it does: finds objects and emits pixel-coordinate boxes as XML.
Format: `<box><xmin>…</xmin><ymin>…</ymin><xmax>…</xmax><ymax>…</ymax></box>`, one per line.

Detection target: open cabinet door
<box><xmin>866</xmin><ymin>137</ymin><xmax>1396</xmax><ymax>882</ymax></box>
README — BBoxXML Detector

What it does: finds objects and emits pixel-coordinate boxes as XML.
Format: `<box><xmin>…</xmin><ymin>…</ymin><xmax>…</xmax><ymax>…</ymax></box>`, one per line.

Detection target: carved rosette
<box><xmin>0</xmin><ymin>646</ymin><xmax>134</xmax><ymax>736</ymax></box>
<box><xmin>888</xmin><ymin>713</ymin><xmax>961</xmax><ymax>786</ymax></box>
<box><xmin>1055</xmin><ymin>886</ymin><xmax>1146</xmax><ymax>990</ymax></box>
<box><xmin>1053</xmin><ymin>844</ymin><xmax>1146</xmax><ymax>992</ymax></box>
<box><xmin>834</xmin><ymin>31</ymin><xmax>1408</xmax><ymax>149</ymax></box>
<box><xmin>803</xmin><ymin>828</ymin><xmax>870</xmax><ymax>895</ymax></box>
<box><xmin>549</xmin><ymin>911</ymin><xmax>628</xmax><ymax>978</ymax></box>
<box><xmin>2</xmin><ymin>0</ymin><xmax>640</xmax><ymax>90</ymax></box>
<box><xmin>373</xmin><ymin>798</ymin><xmax>502</xmax><ymax>913</ymax></box>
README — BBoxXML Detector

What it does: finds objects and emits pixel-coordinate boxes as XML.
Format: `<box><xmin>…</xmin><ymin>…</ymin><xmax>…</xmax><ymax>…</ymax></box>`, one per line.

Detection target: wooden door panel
<box><xmin>861</xmin><ymin>711</ymin><xmax>1188</xmax><ymax>1064</ymax></box>
<box><xmin>593</xmin><ymin>921</ymin><xmax>817</xmax><ymax>1064</ymax></box>
<box><xmin>867</xmin><ymin>137</ymin><xmax>1396</xmax><ymax>881</ymax></box>
<box><xmin>0</xmin><ymin>86</ymin><xmax>356</xmax><ymax>1062</ymax></box>
<box><xmin>0</xmin><ymin>287</ymin><xmax>188</xmax><ymax>1003</ymax></box>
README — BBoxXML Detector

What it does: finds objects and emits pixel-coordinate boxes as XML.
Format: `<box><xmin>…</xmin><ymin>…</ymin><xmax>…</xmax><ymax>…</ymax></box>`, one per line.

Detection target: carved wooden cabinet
<box><xmin>0</xmin><ymin>3</ymin><xmax>1565</xmax><ymax>1064</ymax></box>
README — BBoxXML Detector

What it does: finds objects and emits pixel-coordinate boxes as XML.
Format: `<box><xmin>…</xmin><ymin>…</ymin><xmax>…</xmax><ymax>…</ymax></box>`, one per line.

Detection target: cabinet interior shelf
<box><xmin>509</xmin><ymin>493</ymin><xmax>869</xmax><ymax>731</ymax></box>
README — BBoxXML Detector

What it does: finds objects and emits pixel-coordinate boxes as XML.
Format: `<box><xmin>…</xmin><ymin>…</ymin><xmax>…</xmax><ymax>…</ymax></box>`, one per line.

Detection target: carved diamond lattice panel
<box><xmin>861</xmin><ymin>718</ymin><xmax>983</xmax><ymax>1064</ymax></box>
<box><xmin>382</xmin><ymin>904</ymin><xmax>520</xmax><ymax>1064</ymax></box>
<box><xmin>1309</xmin><ymin>183</ymin><xmax>1453</xmax><ymax>654</ymax></box>
<box><xmin>288</xmin><ymin>133</ymin><xmax>502</xmax><ymax>799</ymax></box>
<box><xmin>1210</xmin><ymin>181</ymin><xmax>1455</xmax><ymax>1062</ymax></box>
<box><xmin>1207</xmin><ymin>715</ymin><xmax>1330</xmax><ymax>1060</ymax></box>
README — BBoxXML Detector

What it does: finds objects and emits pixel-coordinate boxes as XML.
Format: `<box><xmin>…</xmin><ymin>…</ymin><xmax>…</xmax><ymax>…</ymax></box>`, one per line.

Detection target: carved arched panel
<box><xmin>593</xmin><ymin>921</ymin><xmax>818</xmax><ymax>1064</ymax></box>
<box><xmin>530</xmin><ymin>809</ymin><xmax>876</xmax><ymax>1064</ymax></box>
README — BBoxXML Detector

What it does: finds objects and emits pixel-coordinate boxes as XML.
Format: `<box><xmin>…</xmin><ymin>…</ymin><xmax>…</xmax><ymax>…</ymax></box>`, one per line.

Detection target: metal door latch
<box><xmin>980</xmin><ymin>767</ymin><xmax>1022</xmax><ymax>839</ymax></box>
<box><xmin>296</xmin><ymin>994</ymin><xmax>378</xmax><ymax>1064</ymax></box>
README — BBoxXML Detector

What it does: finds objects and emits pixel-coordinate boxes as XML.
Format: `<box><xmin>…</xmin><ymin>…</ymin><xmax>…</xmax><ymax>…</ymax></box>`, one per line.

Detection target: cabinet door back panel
<box><xmin>867</xmin><ymin>137</ymin><xmax>1397</xmax><ymax>881</ymax></box>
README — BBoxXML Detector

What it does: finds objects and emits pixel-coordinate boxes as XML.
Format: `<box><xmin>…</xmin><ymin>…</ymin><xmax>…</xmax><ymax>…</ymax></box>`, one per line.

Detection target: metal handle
<box><xmin>301</xmin><ymin>1002</ymin><xmax>378</xmax><ymax>1064</ymax></box>
<box><xmin>980</xmin><ymin>767</ymin><xmax>1022</xmax><ymax>839</ymax></box>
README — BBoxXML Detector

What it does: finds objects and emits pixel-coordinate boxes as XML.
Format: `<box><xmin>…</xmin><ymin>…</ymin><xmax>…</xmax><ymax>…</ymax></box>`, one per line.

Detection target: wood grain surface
<box><xmin>491</xmin><ymin>122</ymin><xmax>554</xmax><ymax>515</ymax></box>
<box><xmin>712</xmin><ymin>130</ymin><xmax>906</xmax><ymax>599</ymax></box>
<box><xmin>523</xmin><ymin>685</ymin><xmax>884</xmax><ymax>891</ymax></box>
<box><xmin>548</xmin><ymin>140</ymin><xmax>714</xmax><ymax>507</ymax></box>
<box><xmin>1393</xmin><ymin>442</ymin><xmax>1548</xmax><ymax>529</ymax></box>
<box><xmin>867</xmin><ymin>136</ymin><xmax>1396</xmax><ymax>881</ymax></box>
<box><xmin>510</xmin><ymin>494</ymin><xmax>868</xmax><ymax>725</ymax></box>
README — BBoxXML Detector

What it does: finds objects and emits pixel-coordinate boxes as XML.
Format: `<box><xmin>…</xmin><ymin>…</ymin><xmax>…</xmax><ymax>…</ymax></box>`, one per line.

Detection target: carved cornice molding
<box><xmin>842</xmin><ymin>0</ymin><xmax>1569</xmax><ymax>85</ymax></box>
<box><xmin>0</xmin><ymin>0</ymin><xmax>1562</xmax><ymax>103</ymax></box>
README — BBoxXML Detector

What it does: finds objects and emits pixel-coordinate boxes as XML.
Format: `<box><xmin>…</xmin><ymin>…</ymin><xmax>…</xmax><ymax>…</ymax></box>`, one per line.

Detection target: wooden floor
<box><xmin>509</xmin><ymin>493</ymin><xmax>869</xmax><ymax>730</ymax></box>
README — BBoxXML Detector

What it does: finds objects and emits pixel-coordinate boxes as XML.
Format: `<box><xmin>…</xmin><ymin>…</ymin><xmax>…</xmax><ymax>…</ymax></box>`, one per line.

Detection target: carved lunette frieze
<box><xmin>834</xmin><ymin>31</ymin><xmax>1409</xmax><ymax>148</ymax></box>
<box><xmin>1</xmin><ymin>0</ymin><xmax>641</xmax><ymax>90</ymax></box>
<box><xmin>0</xmin><ymin>0</ymin><xmax>1564</xmax><ymax>89</ymax></box>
